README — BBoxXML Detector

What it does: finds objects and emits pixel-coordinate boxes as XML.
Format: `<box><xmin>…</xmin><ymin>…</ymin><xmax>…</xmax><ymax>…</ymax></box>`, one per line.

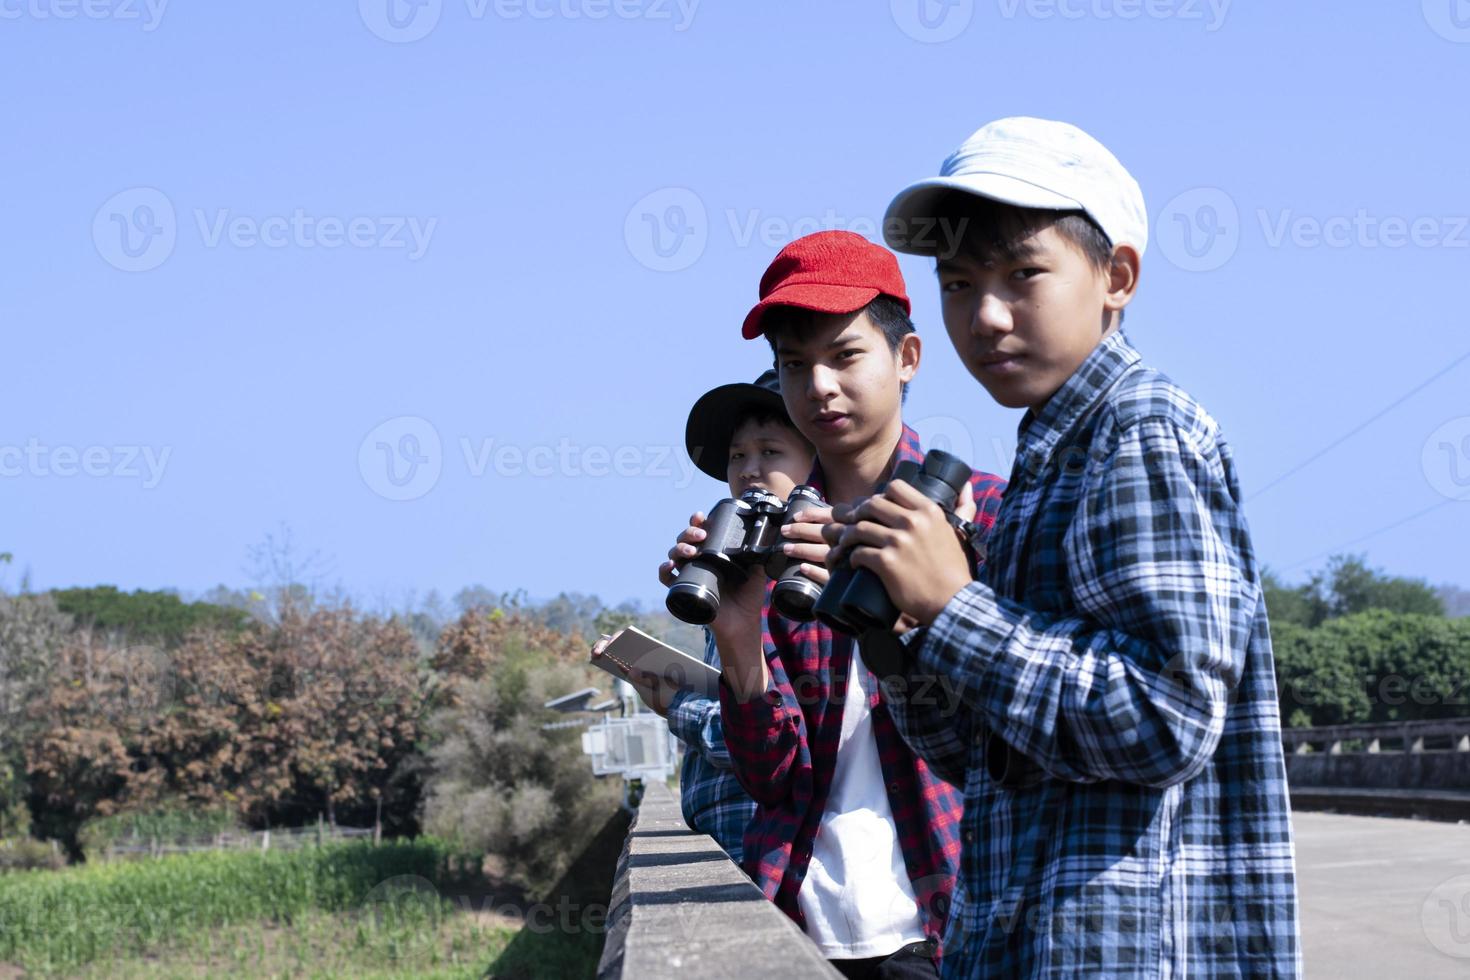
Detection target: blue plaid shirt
<box><xmin>666</xmin><ymin>629</ymin><xmax>757</xmax><ymax>865</ymax></box>
<box><xmin>887</xmin><ymin>331</ymin><xmax>1300</xmax><ymax>978</ymax></box>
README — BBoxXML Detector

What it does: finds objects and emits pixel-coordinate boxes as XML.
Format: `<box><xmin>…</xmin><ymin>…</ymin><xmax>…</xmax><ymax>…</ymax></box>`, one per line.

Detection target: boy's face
<box><xmin>725</xmin><ymin>417</ymin><xmax>814</xmax><ymax>500</ymax></box>
<box><xmin>773</xmin><ymin>310</ymin><xmax>918</xmax><ymax>458</ymax></box>
<box><xmin>937</xmin><ymin>222</ymin><xmax>1120</xmax><ymax>410</ymax></box>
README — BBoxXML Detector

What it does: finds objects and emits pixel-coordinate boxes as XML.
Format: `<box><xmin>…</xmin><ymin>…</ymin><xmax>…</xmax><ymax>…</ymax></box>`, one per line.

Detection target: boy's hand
<box><xmin>657</xmin><ymin>512</ymin><xmax>768</xmax><ymax>696</ymax></box>
<box><xmin>823</xmin><ymin>480</ymin><xmax>973</xmax><ymax>626</ymax></box>
<box><xmin>657</xmin><ymin>511</ymin><xmax>709</xmax><ymax>587</ymax></box>
<box><xmin>780</xmin><ymin>503</ymin><xmax>835</xmax><ymax>588</ymax></box>
<box><xmin>630</xmin><ymin>671</ymin><xmax>675</xmax><ymax>717</ymax></box>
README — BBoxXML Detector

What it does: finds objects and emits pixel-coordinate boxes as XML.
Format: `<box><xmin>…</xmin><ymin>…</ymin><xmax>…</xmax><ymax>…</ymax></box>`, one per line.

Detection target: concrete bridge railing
<box><xmin>597</xmin><ymin>780</ymin><xmax>840</xmax><ymax>980</ymax></box>
<box><xmin>1283</xmin><ymin>717</ymin><xmax>1470</xmax><ymax>819</ymax></box>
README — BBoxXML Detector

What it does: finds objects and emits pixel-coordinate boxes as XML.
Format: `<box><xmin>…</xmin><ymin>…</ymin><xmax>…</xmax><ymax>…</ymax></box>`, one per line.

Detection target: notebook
<box><xmin>590</xmin><ymin>625</ymin><xmax>721</xmax><ymax>700</ymax></box>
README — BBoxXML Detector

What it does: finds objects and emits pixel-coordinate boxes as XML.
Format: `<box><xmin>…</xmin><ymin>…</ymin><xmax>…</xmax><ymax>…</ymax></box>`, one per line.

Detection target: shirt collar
<box><xmin>805</xmin><ymin>423</ymin><xmax>923</xmax><ymax>498</ymax></box>
<box><xmin>1015</xmin><ymin>330</ymin><xmax>1140</xmax><ymax>478</ymax></box>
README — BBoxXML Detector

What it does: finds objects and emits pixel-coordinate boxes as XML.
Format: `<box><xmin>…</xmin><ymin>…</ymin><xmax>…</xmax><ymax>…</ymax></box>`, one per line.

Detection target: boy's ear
<box><xmin>897</xmin><ymin>331</ymin><xmax>922</xmax><ymax>385</ymax></box>
<box><xmin>1104</xmin><ymin>244</ymin><xmax>1141</xmax><ymax>316</ymax></box>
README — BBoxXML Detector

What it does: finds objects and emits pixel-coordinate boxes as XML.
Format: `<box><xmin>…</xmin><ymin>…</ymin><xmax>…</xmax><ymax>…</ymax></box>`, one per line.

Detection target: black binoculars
<box><xmin>665</xmin><ymin>485</ymin><xmax>828</xmax><ymax>626</ymax></box>
<box><xmin>813</xmin><ymin>449</ymin><xmax>973</xmax><ymax>635</ymax></box>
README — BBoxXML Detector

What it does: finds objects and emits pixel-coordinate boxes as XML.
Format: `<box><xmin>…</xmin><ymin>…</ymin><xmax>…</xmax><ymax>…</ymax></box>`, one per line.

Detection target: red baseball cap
<box><xmin>740</xmin><ymin>230</ymin><xmax>911</xmax><ymax>340</ymax></box>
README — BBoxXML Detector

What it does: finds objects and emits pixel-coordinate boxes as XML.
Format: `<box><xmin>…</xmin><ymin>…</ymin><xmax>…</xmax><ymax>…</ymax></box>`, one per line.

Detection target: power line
<box><xmin>1280</xmin><ymin>492</ymin><xmax>1469</xmax><ymax>572</ymax></box>
<box><xmin>1249</xmin><ymin>348</ymin><xmax>1470</xmax><ymax>501</ymax></box>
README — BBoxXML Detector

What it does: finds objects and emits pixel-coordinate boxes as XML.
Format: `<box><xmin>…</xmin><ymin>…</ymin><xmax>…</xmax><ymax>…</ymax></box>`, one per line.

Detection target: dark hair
<box><xmin>729</xmin><ymin>405</ymin><xmax>801</xmax><ymax>438</ymax></box>
<box><xmin>932</xmin><ymin>190</ymin><xmax>1114</xmax><ymax>272</ymax></box>
<box><xmin>760</xmin><ymin>295</ymin><xmax>916</xmax><ymax>400</ymax></box>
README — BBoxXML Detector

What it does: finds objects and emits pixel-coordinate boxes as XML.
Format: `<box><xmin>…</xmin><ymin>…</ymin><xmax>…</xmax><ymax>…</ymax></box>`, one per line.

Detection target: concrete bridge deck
<box><xmin>1296</xmin><ymin>810</ymin><xmax>1470</xmax><ymax>978</ymax></box>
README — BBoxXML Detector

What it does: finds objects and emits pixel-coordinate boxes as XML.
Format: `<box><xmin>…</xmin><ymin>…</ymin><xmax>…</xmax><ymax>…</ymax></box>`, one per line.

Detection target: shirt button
<box><xmin>962</xmin><ymin>829</ymin><xmax>976</xmax><ymax>844</ymax></box>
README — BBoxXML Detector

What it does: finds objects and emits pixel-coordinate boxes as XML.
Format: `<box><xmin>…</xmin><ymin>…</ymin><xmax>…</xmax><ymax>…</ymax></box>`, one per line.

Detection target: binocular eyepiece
<box><xmin>812</xmin><ymin>449</ymin><xmax>973</xmax><ymax>636</ymax></box>
<box><xmin>665</xmin><ymin>485</ymin><xmax>829</xmax><ymax>626</ymax></box>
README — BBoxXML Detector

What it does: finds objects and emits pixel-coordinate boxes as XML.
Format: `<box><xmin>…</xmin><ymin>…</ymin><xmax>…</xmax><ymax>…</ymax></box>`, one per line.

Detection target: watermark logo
<box><xmin>0</xmin><ymin>438</ymin><xmax>171</xmax><ymax>488</ymax></box>
<box><xmin>0</xmin><ymin>0</ymin><xmax>169</xmax><ymax>31</ymax></box>
<box><xmin>361</xmin><ymin>0</ymin><xmax>698</xmax><ymax>41</ymax></box>
<box><xmin>359</xmin><ymin>0</ymin><xmax>443</xmax><ymax>43</ymax></box>
<box><xmin>1158</xmin><ymin>186</ymin><xmax>1469</xmax><ymax>272</ymax></box>
<box><xmin>996</xmin><ymin>0</ymin><xmax>1230</xmax><ymax>31</ymax></box>
<box><xmin>1423</xmin><ymin>0</ymin><xmax>1470</xmax><ymax>43</ymax></box>
<box><xmin>93</xmin><ymin>187</ymin><xmax>177</xmax><ymax>273</ymax></box>
<box><xmin>92</xmin><ymin>188</ymin><xmax>437</xmax><ymax>271</ymax></box>
<box><xmin>891</xmin><ymin>0</ymin><xmax>974</xmax><ymax>43</ymax></box>
<box><xmin>1155</xmin><ymin>187</ymin><xmax>1240</xmax><ymax>272</ymax></box>
<box><xmin>1422</xmin><ymin>873</ymin><xmax>1470</xmax><ymax>958</ymax></box>
<box><xmin>624</xmin><ymin>187</ymin><xmax>707</xmax><ymax>273</ymax></box>
<box><xmin>359</xmin><ymin>417</ymin><xmax>443</xmax><ymax>501</ymax></box>
<box><xmin>1423</xmin><ymin>417</ymin><xmax>1470</xmax><ymax>502</ymax></box>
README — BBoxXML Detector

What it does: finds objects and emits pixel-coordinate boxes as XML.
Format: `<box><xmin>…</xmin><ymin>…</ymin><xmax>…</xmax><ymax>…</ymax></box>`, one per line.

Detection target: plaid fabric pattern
<box><xmin>886</xmin><ymin>332</ymin><xmax>1301</xmax><ymax>978</ymax></box>
<box><xmin>666</xmin><ymin>629</ymin><xmax>758</xmax><ymax>865</ymax></box>
<box><xmin>718</xmin><ymin>423</ymin><xmax>1008</xmax><ymax>954</ymax></box>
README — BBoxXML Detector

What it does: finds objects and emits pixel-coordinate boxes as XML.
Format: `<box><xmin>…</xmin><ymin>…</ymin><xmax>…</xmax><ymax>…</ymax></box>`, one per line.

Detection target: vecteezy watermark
<box><xmin>1156</xmin><ymin>187</ymin><xmax>1470</xmax><ymax>272</ymax></box>
<box><xmin>996</xmin><ymin>0</ymin><xmax>1230</xmax><ymax>30</ymax></box>
<box><xmin>93</xmin><ymin>187</ymin><xmax>438</xmax><ymax>272</ymax></box>
<box><xmin>357</xmin><ymin>416</ymin><xmax>703</xmax><ymax>500</ymax></box>
<box><xmin>0</xmin><ymin>0</ymin><xmax>168</xmax><ymax>31</ymax></box>
<box><xmin>890</xmin><ymin>0</ymin><xmax>975</xmax><ymax>43</ymax></box>
<box><xmin>1422</xmin><ymin>0</ymin><xmax>1470</xmax><ymax>43</ymax></box>
<box><xmin>891</xmin><ymin>0</ymin><xmax>1228</xmax><ymax>42</ymax></box>
<box><xmin>459</xmin><ymin>436</ymin><xmax>700</xmax><ymax>487</ymax></box>
<box><xmin>1423</xmin><ymin>417</ymin><xmax>1470</xmax><ymax>502</ymax></box>
<box><xmin>1422</xmin><ymin>873</ymin><xmax>1470</xmax><ymax>958</ymax></box>
<box><xmin>1155</xmin><ymin>187</ymin><xmax>1241</xmax><ymax>273</ymax></box>
<box><xmin>359</xmin><ymin>417</ymin><xmax>444</xmax><ymax>502</ymax></box>
<box><xmin>359</xmin><ymin>0</ymin><xmax>699</xmax><ymax>43</ymax></box>
<box><xmin>623</xmin><ymin>187</ymin><xmax>708</xmax><ymax>273</ymax></box>
<box><xmin>0</xmin><ymin>438</ymin><xmax>171</xmax><ymax>488</ymax></box>
<box><xmin>360</xmin><ymin>875</ymin><xmax>610</xmax><ymax>935</ymax></box>
<box><xmin>624</xmin><ymin>188</ymin><xmax>973</xmax><ymax>272</ymax></box>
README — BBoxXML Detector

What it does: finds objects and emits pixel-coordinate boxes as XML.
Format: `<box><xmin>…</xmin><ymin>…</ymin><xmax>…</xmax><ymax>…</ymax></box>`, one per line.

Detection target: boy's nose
<box><xmin>974</xmin><ymin>293</ymin><xmax>1014</xmax><ymax>336</ymax></box>
<box><xmin>807</xmin><ymin>364</ymin><xmax>840</xmax><ymax>401</ymax></box>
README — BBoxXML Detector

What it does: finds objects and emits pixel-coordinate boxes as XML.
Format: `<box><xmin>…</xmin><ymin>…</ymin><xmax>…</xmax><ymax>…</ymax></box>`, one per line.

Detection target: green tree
<box><xmin>49</xmin><ymin>586</ymin><xmax>249</xmax><ymax>647</ymax></box>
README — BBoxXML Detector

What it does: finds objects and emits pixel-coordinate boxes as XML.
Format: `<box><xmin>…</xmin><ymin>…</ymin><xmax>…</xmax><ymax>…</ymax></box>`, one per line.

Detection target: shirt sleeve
<box><xmin>664</xmin><ymin>633</ymin><xmax>734</xmax><ymax>769</ymax></box>
<box><xmin>717</xmin><ymin>635</ymin><xmax>804</xmax><ymax>806</ymax></box>
<box><xmin>916</xmin><ymin>416</ymin><xmax>1256</xmax><ymax>789</ymax></box>
<box><xmin>880</xmin><ymin>625</ymin><xmax>976</xmax><ymax>788</ymax></box>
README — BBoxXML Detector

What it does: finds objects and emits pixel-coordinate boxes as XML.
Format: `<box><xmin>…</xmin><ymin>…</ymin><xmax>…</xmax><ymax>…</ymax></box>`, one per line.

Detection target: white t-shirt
<box><xmin>797</xmin><ymin>645</ymin><xmax>926</xmax><ymax>959</ymax></box>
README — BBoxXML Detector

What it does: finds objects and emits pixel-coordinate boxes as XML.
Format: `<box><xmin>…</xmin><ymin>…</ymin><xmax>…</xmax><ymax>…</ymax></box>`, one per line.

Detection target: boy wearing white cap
<box><xmin>825</xmin><ymin>118</ymin><xmax>1301</xmax><ymax>977</ymax></box>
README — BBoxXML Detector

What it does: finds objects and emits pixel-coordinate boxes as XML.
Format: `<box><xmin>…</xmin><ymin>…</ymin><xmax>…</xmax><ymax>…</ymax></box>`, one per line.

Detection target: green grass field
<box><xmin>0</xmin><ymin>822</ymin><xmax>624</xmax><ymax>979</ymax></box>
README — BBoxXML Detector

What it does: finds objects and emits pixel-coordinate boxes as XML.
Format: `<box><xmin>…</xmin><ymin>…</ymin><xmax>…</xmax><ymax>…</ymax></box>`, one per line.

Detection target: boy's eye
<box><xmin>729</xmin><ymin>452</ymin><xmax>743</xmax><ymax>461</ymax></box>
<box><xmin>836</xmin><ymin>349</ymin><xmax>861</xmax><ymax>361</ymax></box>
<box><xmin>781</xmin><ymin>359</ymin><xmax>804</xmax><ymax>371</ymax></box>
<box><xmin>1011</xmin><ymin>267</ymin><xmax>1044</xmax><ymax>281</ymax></box>
<box><xmin>940</xmin><ymin>279</ymin><xmax>969</xmax><ymax>294</ymax></box>
<box><xmin>760</xmin><ymin>448</ymin><xmax>783</xmax><ymax>457</ymax></box>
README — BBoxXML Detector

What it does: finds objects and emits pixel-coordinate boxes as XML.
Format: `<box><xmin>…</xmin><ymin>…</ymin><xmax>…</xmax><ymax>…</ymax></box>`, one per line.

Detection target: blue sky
<box><xmin>2</xmin><ymin>1</ymin><xmax>1467</xmax><ymax>610</ymax></box>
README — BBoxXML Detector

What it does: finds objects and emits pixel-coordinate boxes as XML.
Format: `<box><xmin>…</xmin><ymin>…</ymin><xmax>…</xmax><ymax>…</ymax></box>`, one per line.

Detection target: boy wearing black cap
<box><xmin>827</xmin><ymin>118</ymin><xmax>1300</xmax><ymax>978</ymax></box>
<box><xmin>631</xmin><ymin>371</ymin><xmax>814</xmax><ymax>865</ymax></box>
<box><xmin>661</xmin><ymin>231</ymin><xmax>1009</xmax><ymax>979</ymax></box>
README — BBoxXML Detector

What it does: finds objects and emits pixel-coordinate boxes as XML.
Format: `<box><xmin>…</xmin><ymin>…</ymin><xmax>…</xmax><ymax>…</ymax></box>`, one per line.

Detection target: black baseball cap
<box><xmin>684</xmin><ymin>369</ymin><xmax>790</xmax><ymax>481</ymax></box>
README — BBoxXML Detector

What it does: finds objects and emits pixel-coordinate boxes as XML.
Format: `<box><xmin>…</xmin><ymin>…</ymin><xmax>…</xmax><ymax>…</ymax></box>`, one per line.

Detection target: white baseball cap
<box><xmin>883</xmin><ymin>116</ymin><xmax>1148</xmax><ymax>258</ymax></box>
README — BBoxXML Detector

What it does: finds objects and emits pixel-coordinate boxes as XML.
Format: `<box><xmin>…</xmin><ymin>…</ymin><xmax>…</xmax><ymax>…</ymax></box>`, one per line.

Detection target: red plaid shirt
<box><xmin>718</xmin><ymin>424</ymin><xmax>1007</xmax><ymax>954</ymax></box>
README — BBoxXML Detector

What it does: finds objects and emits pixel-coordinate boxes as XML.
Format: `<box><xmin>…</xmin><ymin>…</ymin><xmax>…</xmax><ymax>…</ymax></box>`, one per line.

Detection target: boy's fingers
<box><xmin>854</xmin><ymin>493</ymin><xmax>913</xmax><ymax>527</ymax></box>
<box><xmin>955</xmin><ymin>481</ymin><xmax>978</xmax><ymax>523</ymax></box>
<box><xmin>798</xmin><ymin>562</ymin><xmax>830</xmax><ymax>587</ymax></box>
<box><xmin>782</xmin><ymin>541</ymin><xmax>828</xmax><ymax>566</ymax></box>
<box><xmin>781</xmin><ymin>520</ymin><xmax>829</xmax><ymax>544</ymax></box>
<box><xmin>830</xmin><ymin>503</ymin><xmax>857</xmax><ymax>524</ymax></box>
<box><xmin>821</xmin><ymin>522</ymin><xmax>844</xmax><ymax>545</ymax></box>
<box><xmin>882</xmin><ymin>479</ymin><xmax>934</xmax><ymax>508</ymax></box>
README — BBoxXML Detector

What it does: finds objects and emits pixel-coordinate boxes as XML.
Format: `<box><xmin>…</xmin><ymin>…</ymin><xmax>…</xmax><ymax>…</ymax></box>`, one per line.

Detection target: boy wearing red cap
<box><xmin>827</xmin><ymin>119</ymin><xmax>1300</xmax><ymax>978</ymax></box>
<box><xmin>660</xmin><ymin>231</ymin><xmax>1008</xmax><ymax>979</ymax></box>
